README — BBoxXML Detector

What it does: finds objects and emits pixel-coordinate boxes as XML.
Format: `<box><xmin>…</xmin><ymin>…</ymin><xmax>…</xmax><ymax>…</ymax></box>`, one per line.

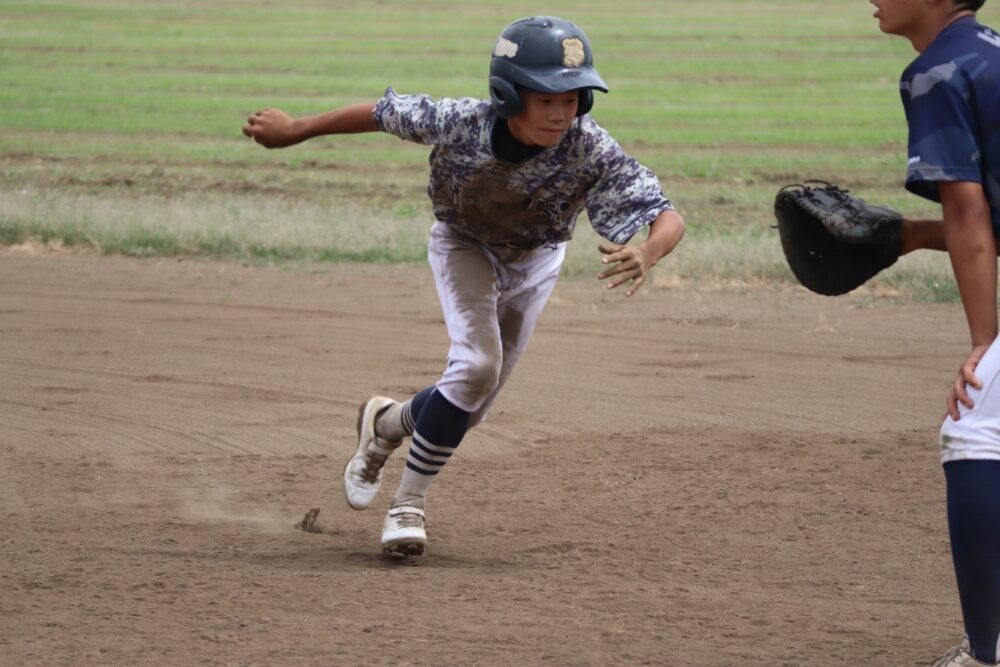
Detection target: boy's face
<box><xmin>507</xmin><ymin>90</ymin><xmax>580</xmax><ymax>147</ymax></box>
<box><xmin>869</xmin><ymin>0</ymin><xmax>944</xmax><ymax>36</ymax></box>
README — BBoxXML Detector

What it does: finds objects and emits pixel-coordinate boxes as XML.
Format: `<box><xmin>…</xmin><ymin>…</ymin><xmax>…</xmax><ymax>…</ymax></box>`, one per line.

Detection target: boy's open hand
<box><xmin>242</xmin><ymin>108</ymin><xmax>298</xmax><ymax>148</ymax></box>
<box><xmin>597</xmin><ymin>243</ymin><xmax>654</xmax><ymax>297</ymax></box>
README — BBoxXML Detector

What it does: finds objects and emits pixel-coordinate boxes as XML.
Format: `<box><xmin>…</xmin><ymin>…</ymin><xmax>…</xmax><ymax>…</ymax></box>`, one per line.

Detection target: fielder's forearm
<box><xmin>941</xmin><ymin>183</ymin><xmax>998</xmax><ymax>347</ymax></box>
<box><xmin>290</xmin><ymin>102</ymin><xmax>380</xmax><ymax>142</ymax></box>
<box><xmin>901</xmin><ymin>218</ymin><xmax>948</xmax><ymax>254</ymax></box>
<box><xmin>641</xmin><ymin>209</ymin><xmax>685</xmax><ymax>266</ymax></box>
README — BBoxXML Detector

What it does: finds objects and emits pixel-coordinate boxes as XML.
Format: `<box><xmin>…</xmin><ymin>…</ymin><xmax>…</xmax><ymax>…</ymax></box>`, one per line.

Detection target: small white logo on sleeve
<box><xmin>908</xmin><ymin>155</ymin><xmax>921</xmax><ymax>165</ymax></box>
<box><xmin>494</xmin><ymin>37</ymin><xmax>518</xmax><ymax>58</ymax></box>
<box><xmin>978</xmin><ymin>30</ymin><xmax>1000</xmax><ymax>48</ymax></box>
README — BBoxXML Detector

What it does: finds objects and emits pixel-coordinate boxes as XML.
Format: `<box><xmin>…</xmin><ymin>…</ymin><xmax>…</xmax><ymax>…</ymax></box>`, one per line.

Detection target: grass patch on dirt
<box><xmin>0</xmin><ymin>187</ymin><xmax>957</xmax><ymax>301</ymax></box>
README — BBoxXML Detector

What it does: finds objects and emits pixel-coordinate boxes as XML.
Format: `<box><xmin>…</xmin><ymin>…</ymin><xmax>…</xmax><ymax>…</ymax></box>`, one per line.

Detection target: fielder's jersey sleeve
<box><xmin>899</xmin><ymin>18</ymin><xmax>1000</xmax><ymax>231</ymax></box>
<box><xmin>902</xmin><ymin>57</ymin><xmax>983</xmax><ymax>198</ymax></box>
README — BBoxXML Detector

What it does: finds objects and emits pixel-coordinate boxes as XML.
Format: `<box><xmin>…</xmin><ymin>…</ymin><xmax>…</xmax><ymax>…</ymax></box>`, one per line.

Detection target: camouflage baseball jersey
<box><xmin>373</xmin><ymin>87</ymin><xmax>674</xmax><ymax>249</ymax></box>
<box><xmin>900</xmin><ymin>17</ymin><xmax>1000</xmax><ymax>234</ymax></box>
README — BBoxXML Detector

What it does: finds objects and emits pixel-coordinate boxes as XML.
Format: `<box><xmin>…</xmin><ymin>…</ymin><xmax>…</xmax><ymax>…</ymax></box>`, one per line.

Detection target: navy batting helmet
<box><xmin>488</xmin><ymin>16</ymin><xmax>608</xmax><ymax>119</ymax></box>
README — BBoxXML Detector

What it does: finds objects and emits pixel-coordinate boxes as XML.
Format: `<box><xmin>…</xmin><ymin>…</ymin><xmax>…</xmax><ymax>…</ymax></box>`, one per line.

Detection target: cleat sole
<box><xmin>382</xmin><ymin>542</ymin><xmax>425</xmax><ymax>557</ymax></box>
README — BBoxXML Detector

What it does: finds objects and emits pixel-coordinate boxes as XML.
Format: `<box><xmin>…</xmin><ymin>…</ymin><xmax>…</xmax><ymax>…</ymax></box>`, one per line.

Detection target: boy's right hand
<box><xmin>242</xmin><ymin>108</ymin><xmax>299</xmax><ymax>148</ymax></box>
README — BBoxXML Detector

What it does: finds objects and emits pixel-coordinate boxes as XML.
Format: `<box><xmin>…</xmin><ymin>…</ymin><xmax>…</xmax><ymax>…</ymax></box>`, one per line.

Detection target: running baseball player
<box><xmin>868</xmin><ymin>1</ymin><xmax>1000</xmax><ymax>664</ymax></box>
<box><xmin>242</xmin><ymin>16</ymin><xmax>685</xmax><ymax>557</ymax></box>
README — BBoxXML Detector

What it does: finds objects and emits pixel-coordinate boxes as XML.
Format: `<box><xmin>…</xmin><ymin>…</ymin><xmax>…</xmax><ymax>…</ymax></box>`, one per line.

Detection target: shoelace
<box><xmin>931</xmin><ymin>645</ymin><xmax>973</xmax><ymax>667</ymax></box>
<box><xmin>360</xmin><ymin>449</ymin><xmax>388</xmax><ymax>483</ymax></box>
<box><xmin>394</xmin><ymin>510</ymin><xmax>424</xmax><ymax>529</ymax></box>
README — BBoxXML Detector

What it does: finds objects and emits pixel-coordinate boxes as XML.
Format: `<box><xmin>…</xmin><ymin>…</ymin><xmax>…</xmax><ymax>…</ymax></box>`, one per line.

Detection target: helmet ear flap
<box><xmin>576</xmin><ymin>89</ymin><xmax>594</xmax><ymax>116</ymax></box>
<box><xmin>489</xmin><ymin>76</ymin><xmax>522</xmax><ymax>119</ymax></box>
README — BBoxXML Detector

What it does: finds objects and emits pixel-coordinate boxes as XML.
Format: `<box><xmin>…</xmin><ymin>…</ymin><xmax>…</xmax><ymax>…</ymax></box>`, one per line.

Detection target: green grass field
<box><xmin>2</xmin><ymin>0</ymin><xmax>995</xmax><ymax>299</ymax></box>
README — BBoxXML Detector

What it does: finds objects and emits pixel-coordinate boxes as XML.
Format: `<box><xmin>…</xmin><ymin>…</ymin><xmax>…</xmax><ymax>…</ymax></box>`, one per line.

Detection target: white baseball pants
<box><xmin>941</xmin><ymin>337</ymin><xmax>1000</xmax><ymax>464</ymax></box>
<box><xmin>427</xmin><ymin>221</ymin><xmax>565</xmax><ymax>426</ymax></box>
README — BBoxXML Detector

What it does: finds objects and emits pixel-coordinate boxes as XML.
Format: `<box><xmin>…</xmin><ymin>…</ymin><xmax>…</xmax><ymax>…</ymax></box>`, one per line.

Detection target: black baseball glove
<box><xmin>774</xmin><ymin>180</ymin><xmax>904</xmax><ymax>296</ymax></box>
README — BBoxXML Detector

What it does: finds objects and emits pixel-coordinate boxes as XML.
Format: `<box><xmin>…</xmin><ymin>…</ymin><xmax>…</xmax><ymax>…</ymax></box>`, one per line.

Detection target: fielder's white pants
<box><xmin>427</xmin><ymin>221</ymin><xmax>565</xmax><ymax>426</ymax></box>
<box><xmin>940</xmin><ymin>337</ymin><xmax>1000</xmax><ymax>464</ymax></box>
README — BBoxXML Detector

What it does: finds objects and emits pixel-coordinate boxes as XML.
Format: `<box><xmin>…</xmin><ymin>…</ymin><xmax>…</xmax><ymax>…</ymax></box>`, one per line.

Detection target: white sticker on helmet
<box><xmin>494</xmin><ymin>37</ymin><xmax>519</xmax><ymax>58</ymax></box>
<box><xmin>562</xmin><ymin>38</ymin><xmax>585</xmax><ymax>67</ymax></box>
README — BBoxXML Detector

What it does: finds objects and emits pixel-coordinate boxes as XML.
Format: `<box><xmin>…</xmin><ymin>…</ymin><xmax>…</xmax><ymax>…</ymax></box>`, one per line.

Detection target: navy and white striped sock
<box><xmin>393</xmin><ymin>389</ymin><xmax>470</xmax><ymax>505</ymax></box>
<box><xmin>374</xmin><ymin>386</ymin><xmax>435</xmax><ymax>441</ymax></box>
<box><xmin>401</xmin><ymin>386</ymin><xmax>435</xmax><ymax>436</ymax></box>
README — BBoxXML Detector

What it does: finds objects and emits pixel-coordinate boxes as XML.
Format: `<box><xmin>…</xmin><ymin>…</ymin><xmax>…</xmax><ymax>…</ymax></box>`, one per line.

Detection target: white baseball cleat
<box><xmin>931</xmin><ymin>640</ymin><xmax>993</xmax><ymax>667</ymax></box>
<box><xmin>343</xmin><ymin>396</ymin><xmax>401</xmax><ymax>510</ymax></box>
<box><xmin>381</xmin><ymin>504</ymin><xmax>426</xmax><ymax>557</ymax></box>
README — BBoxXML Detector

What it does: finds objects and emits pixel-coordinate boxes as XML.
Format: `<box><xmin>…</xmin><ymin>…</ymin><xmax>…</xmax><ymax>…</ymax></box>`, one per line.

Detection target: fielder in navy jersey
<box><xmin>242</xmin><ymin>17</ymin><xmax>685</xmax><ymax>557</ymax></box>
<box><xmin>870</xmin><ymin>1</ymin><xmax>1000</xmax><ymax>664</ymax></box>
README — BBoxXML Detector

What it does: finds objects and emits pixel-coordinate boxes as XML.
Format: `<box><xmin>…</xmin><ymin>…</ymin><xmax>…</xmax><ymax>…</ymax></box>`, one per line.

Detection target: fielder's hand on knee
<box><xmin>597</xmin><ymin>243</ymin><xmax>654</xmax><ymax>297</ymax></box>
<box><xmin>947</xmin><ymin>344</ymin><xmax>989</xmax><ymax>420</ymax></box>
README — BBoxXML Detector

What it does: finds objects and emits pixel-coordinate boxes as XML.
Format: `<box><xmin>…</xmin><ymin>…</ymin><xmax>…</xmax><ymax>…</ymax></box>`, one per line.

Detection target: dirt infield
<box><xmin>0</xmin><ymin>249</ymin><xmax>974</xmax><ymax>665</ymax></box>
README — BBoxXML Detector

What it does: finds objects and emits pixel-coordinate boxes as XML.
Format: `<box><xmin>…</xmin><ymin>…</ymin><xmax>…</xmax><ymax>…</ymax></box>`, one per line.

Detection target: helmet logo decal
<box><xmin>494</xmin><ymin>37</ymin><xmax>519</xmax><ymax>58</ymax></box>
<box><xmin>562</xmin><ymin>38</ymin><xmax>585</xmax><ymax>67</ymax></box>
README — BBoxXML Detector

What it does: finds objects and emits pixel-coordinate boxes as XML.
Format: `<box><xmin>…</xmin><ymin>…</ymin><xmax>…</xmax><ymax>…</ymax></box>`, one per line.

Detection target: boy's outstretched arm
<box><xmin>597</xmin><ymin>209</ymin><xmax>685</xmax><ymax>297</ymax></box>
<box><xmin>242</xmin><ymin>102</ymin><xmax>379</xmax><ymax>149</ymax></box>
